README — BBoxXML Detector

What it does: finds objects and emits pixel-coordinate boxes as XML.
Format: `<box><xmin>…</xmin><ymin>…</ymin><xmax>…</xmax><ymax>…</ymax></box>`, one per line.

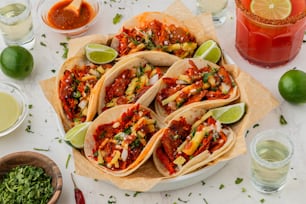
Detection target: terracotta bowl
<box><xmin>0</xmin><ymin>151</ymin><xmax>62</xmax><ymax>204</ymax></box>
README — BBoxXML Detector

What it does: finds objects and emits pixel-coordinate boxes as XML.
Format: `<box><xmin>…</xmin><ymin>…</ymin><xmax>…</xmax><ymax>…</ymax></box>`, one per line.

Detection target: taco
<box><xmin>153</xmin><ymin>106</ymin><xmax>236</xmax><ymax>177</ymax></box>
<box><xmin>56</xmin><ymin>56</ymin><xmax>114</xmax><ymax>131</ymax></box>
<box><xmin>111</xmin><ymin>12</ymin><xmax>198</xmax><ymax>58</ymax></box>
<box><xmin>84</xmin><ymin>104</ymin><xmax>165</xmax><ymax>177</ymax></box>
<box><xmin>154</xmin><ymin>58</ymin><xmax>240</xmax><ymax>122</ymax></box>
<box><xmin>98</xmin><ymin>51</ymin><xmax>179</xmax><ymax>114</ymax></box>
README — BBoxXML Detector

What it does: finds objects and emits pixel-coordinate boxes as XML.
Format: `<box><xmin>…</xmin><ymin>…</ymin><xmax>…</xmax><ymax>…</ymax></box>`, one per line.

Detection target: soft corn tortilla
<box><xmin>153</xmin><ymin>106</ymin><xmax>236</xmax><ymax>177</ymax></box>
<box><xmin>98</xmin><ymin>51</ymin><xmax>180</xmax><ymax>114</ymax></box>
<box><xmin>154</xmin><ymin>58</ymin><xmax>240</xmax><ymax>123</ymax></box>
<box><xmin>111</xmin><ymin>11</ymin><xmax>200</xmax><ymax>56</ymax></box>
<box><xmin>56</xmin><ymin>56</ymin><xmax>106</xmax><ymax>131</ymax></box>
<box><xmin>84</xmin><ymin>104</ymin><xmax>165</xmax><ymax>177</ymax></box>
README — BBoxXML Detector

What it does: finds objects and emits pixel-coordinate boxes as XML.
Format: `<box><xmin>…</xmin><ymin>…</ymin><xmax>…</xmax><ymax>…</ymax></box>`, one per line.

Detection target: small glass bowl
<box><xmin>37</xmin><ymin>0</ymin><xmax>101</xmax><ymax>37</ymax></box>
<box><xmin>0</xmin><ymin>82</ymin><xmax>28</xmax><ymax>137</ymax></box>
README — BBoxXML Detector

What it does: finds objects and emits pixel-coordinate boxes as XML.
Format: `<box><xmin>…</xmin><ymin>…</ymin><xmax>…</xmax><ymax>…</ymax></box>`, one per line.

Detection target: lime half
<box><xmin>250</xmin><ymin>0</ymin><xmax>292</xmax><ymax>20</ymax></box>
<box><xmin>85</xmin><ymin>43</ymin><xmax>118</xmax><ymax>64</ymax></box>
<box><xmin>64</xmin><ymin>122</ymin><xmax>92</xmax><ymax>149</ymax></box>
<box><xmin>211</xmin><ymin>102</ymin><xmax>246</xmax><ymax>124</ymax></box>
<box><xmin>193</xmin><ymin>40</ymin><xmax>222</xmax><ymax>64</ymax></box>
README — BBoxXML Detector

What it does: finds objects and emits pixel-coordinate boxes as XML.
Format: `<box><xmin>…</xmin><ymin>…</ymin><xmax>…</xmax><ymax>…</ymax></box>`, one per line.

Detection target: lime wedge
<box><xmin>250</xmin><ymin>0</ymin><xmax>292</xmax><ymax>20</ymax></box>
<box><xmin>85</xmin><ymin>43</ymin><xmax>118</xmax><ymax>64</ymax></box>
<box><xmin>211</xmin><ymin>102</ymin><xmax>246</xmax><ymax>124</ymax></box>
<box><xmin>64</xmin><ymin>122</ymin><xmax>92</xmax><ymax>149</ymax></box>
<box><xmin>193</xmin><ymin>40</ymin><xmax>222</xmax><ymax>64</ymax></box>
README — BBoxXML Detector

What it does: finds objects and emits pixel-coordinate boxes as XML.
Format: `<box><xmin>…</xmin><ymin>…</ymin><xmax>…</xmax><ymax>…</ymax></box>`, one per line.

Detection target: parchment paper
<box><xmin>39</xmin><ymin>0</ymin><xmax>279</xmax><ymax>192</ymax></box>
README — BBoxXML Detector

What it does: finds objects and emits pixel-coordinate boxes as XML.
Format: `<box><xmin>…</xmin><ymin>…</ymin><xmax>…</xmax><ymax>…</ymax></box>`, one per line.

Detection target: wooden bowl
<box><xmin>0</xmin><ymin>151</ymin><xmax>62</xmax><ymax>204</ymax></box>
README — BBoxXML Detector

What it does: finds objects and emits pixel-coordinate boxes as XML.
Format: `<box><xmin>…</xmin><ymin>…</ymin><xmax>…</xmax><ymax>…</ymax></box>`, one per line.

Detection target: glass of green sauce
<box><xmin>0</xmin><ymin>81</ymin><xmax>28</xmax><ymax>137</ymax></box>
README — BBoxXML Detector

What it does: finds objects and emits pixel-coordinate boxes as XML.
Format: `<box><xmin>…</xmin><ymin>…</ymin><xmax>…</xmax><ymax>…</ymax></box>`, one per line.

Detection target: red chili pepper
<box><xmin>71</xmin><ymin>173</ymin><xmax>86</xmax><ymax>204</ymax></box>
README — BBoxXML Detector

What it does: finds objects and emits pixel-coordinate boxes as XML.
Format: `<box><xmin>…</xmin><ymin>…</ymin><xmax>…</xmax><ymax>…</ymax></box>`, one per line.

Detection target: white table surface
<box><xmin>0</xmin><ymin>0</ymin><xmax>306</xmax><ymax>203</ymax></box>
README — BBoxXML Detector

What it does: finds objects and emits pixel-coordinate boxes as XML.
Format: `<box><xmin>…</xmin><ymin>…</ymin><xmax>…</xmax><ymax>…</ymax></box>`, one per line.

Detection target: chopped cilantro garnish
<box><xmin>66</xmin><ymin>154</ymin><xmax>71</xmax><ymax>169</ymax></box>
<box><xmin>235</xmin><ymin>177</ymin><xmax>243</xmax><ymax>184</ymax></box>
<box><xmin>40</xmin><ymin>41</ymin><xmax>47</xmax><ymax>47</ymax></box>
<box><xmin>219</xmin><ymin>184</ymin><xmax>225</xmax><ymax>189</ymax></box>
<box><xmin>60</xmin><ymin>42</ymin><xmax>69</xmax><ymax>59</ymax></box>
<box><xmin>113</xmin><ymin>13</ymin><xmax>123</xmax><ymax>24</ymax></box>
<box><xmin>280</xmin><ymin>114</ymin><xmax>288</xmax><ymax>125</ymax></box>
<box><xmin>33</xmin><ymin>147</ymin><xmax>50</xmax><ymax>151</ymax></box>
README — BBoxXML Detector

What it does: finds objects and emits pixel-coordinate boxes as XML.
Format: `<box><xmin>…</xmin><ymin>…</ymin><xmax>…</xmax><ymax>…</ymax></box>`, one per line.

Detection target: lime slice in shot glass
<box><xmin>85</xmin><ymin>43</ymin><xmax>118</xmax><ymax>64</ymax></box>
<box><xmin>64</xmin><ymin>122</ymin><xmax>92</xmax><ymax>149</ymax></box>
<box><xmin>250</xmin><ymin>0</ymin><xmax>292</xmax><ymax>20</ymax></box>
<box><xmin>211</xmin><ymin>102</ymin><xmax>246</xmax><ymax>124</ymax></box>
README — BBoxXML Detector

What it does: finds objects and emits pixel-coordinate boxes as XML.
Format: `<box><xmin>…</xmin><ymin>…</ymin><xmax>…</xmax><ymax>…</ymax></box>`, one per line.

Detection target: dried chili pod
<box><xmin>71</xmin><ymin>173</ymin><xmax>86</xmax><ymax>204</ymax></box>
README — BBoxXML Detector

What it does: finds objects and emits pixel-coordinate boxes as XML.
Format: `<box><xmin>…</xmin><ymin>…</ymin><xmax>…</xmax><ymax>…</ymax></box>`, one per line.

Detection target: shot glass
<box><xmin>196</xmin><ymin>0</ymin><xmax>228</xmax><ymax>26</ymax></box>
<box><xmin>0</xmin><ymin>0</ymin><xmax>35</xmax><ymax>49</ymax></box>
<box><xmin>235</xmin><ymin>0</ymin><xmax>306</xmax><ymax>68</ymax></box>
<box><xmin>250</xmin><ymin>129</ymin><xmax>294</xmax><ymax>194</ymax></box>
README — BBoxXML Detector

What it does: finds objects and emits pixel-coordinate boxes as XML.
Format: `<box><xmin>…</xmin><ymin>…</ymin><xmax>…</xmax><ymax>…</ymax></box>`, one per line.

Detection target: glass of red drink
<box><xmin>235</xmin><ymin>0</ymin><xmax>306</xmax><ymax>68</ymax></box>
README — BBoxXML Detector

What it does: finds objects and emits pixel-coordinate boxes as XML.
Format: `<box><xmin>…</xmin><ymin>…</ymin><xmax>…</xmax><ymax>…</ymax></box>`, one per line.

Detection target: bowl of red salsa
<box><xmin>38</xmin><ymin>0</ymin><xmax>101</xmax><ymax>36</ymax></box>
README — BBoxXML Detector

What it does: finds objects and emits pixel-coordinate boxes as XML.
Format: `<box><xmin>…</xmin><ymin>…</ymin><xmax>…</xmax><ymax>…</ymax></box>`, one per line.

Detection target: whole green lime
<box><xmin>278</xmin><ymin>69</ymin><xmax>306</xmax><ymax>104</ymax></box>
<box><xmin>0</xmin><ymin>46</ymin><xmax>34</xmax><ymax>79</ymax></box>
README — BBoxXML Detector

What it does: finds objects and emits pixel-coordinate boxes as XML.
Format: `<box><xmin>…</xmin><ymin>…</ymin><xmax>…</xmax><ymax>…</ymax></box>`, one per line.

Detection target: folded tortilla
<box><xmin>154</xmin><ymin>58</ymin><xmax>240</xmax><ymax>123</ymax></box>
<box><xmin>111</xmin><ymin>11</ymin><xmax>199</xmax><ymax>58</ymax></box>
<box><xmin>98</xmin><ymin>51</ymin><xmax>179</xmax><ymax>114</ymax></box>
<box><xmin>153</xmin><ymin>106</ymin><xmax>236</xmax><ymax>177</ymax></box>
<box><xmin>84</xmin><ymin>104</ymin><xmax>165</xmax><ymax>177</ymax></box>
<box><xmin>55</xmin><ymin>56</ymin><xmax>113</xmax><ymax>131</ymax></box>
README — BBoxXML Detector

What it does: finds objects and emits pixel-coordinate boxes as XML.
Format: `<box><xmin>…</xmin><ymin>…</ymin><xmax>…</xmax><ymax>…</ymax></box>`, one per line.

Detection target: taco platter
<box><xmin>38</xmin><ymin>1</ymin><xmax>280</xmax><ymax>192</ymax></box>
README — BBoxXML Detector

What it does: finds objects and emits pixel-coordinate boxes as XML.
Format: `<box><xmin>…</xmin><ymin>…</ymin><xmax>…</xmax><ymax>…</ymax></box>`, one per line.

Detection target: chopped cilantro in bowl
<box><xmin>0</xmin><ymin>151</ymin><xmax>62</xmax><ymax>204</ymax></box>
<box><xmin>0</xmin><ymin>165</ymin><xmax>54</xmax><ymax>203</ymax></box>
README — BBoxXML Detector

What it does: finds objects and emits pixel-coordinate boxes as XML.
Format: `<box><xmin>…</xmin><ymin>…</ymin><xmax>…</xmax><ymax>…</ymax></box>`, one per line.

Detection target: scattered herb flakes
<box><xmin>188</xmin><ymin>192</ymin><xmax>192</xmax><ymax>197</ymax></box>
<box><xmin>165</xmin><ymin>193</ymin><xmax>171</xmax><ymax>197</ymax></box>
<box><xmin>235</xmin><ymin>177</ymin><xmax>243</xmax><ymax>184</ymax></box>
<box><xmin>113</xmin><ymin>13</ymin><xmax>123</xmax><ymax>24</ymax></box>
<box><xmin>41</xmin><ymin>33</ymin><xmax>46</xmax><ymax>38</ymax></box>
<box><xmin>40</xmin><ymin>41</ymin><xmax>47</xmax><ymax>47</ymax></box>
<box><xmin>66</xmin><ymin>153</ymin><xmax>71</xmax><ymax>168</ymax></box>
<box><xmin>203</xmin><ymin>198</ymin><xmax>208</xmax><ymax>204</ymax></box>
<box><xmin>28</xmin><ymin>104</ymin><xmax>33</xmax><ymax>109</ymax></box>
<box><xmin>99</xmin><ymin>193</ymin><xmax>104</xmax><ymax>196</ymax></box>
<box><xmin>219</xmin><ymin>184</ymin><xmax>225</xmax><ymax>189</ymax></box>
<box><xmin>25</xmin><ymin>124</ymin><xmax>34</xmax><ymax>133</ymax></box>
<box><xmin>253</xmin><ymin>123</ymin><xmax>260</xmax><ymax>128</ymax></box>
<box><xmin>133</xmin><ymin>191</ymin><xmax>141</xmax><ymax>197</ymax></box>
<box><xmin>241</xmin><ymin>187</ymin><xmax>247</xmax><ymax>192</ymax></box>
<box><xmin>51</xmin><ymin>69</ymin><xmax>56</xmax><ymax>73</ymax></box>
<box><xmin>280</xmin><ymin>114</ymin><xmax>288</xmax><ymax>125</ymax></box>
<box><xmin>33</xmin><ymin>147</ymin><xmax>50</xmax><ymax>151</ymax></box>
<box><xmin>248</xmin><ymin>195</ymin><xmax>251</xmax><ymax>198</ymax></box>
<box><xmin>0</xmin><ymin>165</ymin><xmax>54</xmax><ymax>203</ymax></box>
<box><xmin>125</xmin><ymin>193</ymin><xmax>130</xmax><ymax>197</ymax></box>
<box><xmin>201</xmin><ymin>181</ymin><xmax>206</xmax><ymax>186</ymax></box>
<box><xmin>260</xmin><ymin>198</ymin><xmax>265</xmax><ymax>203</ymax></box>
<box><xmin>177</xmin><ymin>197</ymin><xmax>188</xmax><ymax>203</ymax></box>
<box><xmin>108</xmin><ymin>195</ymin><xmax>117</xmax><ymax>204</ymax></box>
<box><xmin>60</xmin><ymin>42</ymin><xmax>69</xmax><ymax>59</ymax></box>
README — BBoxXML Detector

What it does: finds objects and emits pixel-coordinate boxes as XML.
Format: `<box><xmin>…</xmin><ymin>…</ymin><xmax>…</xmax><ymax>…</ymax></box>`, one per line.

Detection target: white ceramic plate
<box><xmin>56</xmin><ymin>54</ymin><xmax>235</xmax><ymax>192</ymax></box>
